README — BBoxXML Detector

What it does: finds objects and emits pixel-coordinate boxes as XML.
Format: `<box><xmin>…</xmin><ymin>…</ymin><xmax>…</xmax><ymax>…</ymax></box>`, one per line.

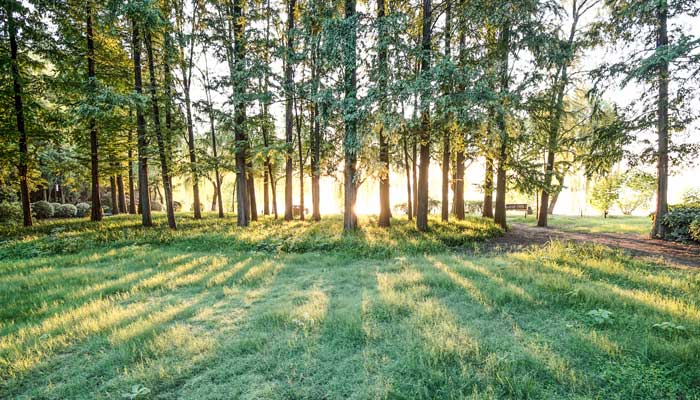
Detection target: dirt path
<box><xmin>488</xmin><ymin>223</ymin><xmax>700</xmax><ymax>268</ymax></box>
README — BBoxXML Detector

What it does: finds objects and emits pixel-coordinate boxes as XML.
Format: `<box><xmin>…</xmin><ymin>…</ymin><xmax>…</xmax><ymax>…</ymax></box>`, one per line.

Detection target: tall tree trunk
<box><xmin>343</xmin><ymin>0</ymin><xmax>358</xmax><ymax>230</ymax></box>
<box><xmin>416</xmin><ymin>0</ymin><xmax>432</xmax><ymax>232</ymax></box>
<box><xmin>6</xmin><ymin>3</ymin><xmax>32</xmax><ymax>227</ymax></box>
<box><xmin>538</xmin><ymin>5</ymin><xmax>578</xmax><ymax>228</ymax></box>
<box><xmin>87</xmin><ymin>2</ymin><xmax>102</xmax><ymax>222</ymax></box>
<box><xmin>110</xmin><ymin>174</ymin><xmax>119</xmax><ymax>215</ymax></box>
<box><xmin>652</xmin><ymin>0</ymin><xmax>669</xmax><ymax>239</ymax></box>
<box><xmin>145</xmin><ymin>32</ymin><xmax>176</xmax><ymax>229</ymax></box>
<box><xmin>493</xmin><ymin>24</ymin><xmax>511</xmax><ymax>230</ymax></box>
<box><xmin>454</xmin><ymin>148</ymin><xmax>465</xmax><ymax>220</ymax></box>
<box><xmin>377</xmin><ymin>0</ymin><xmax>391</xmax><ymax>227</ymax></box>
<box><xmin>295</xmin><ymin>97</ymin><xmax>305</xmax><ymax>221</ymax></box>
<box><xmin>310</xmin><ymin>38</ymin><xmax>322</xmax><ymax>222</ymax></box>
<box><xmin>284</xmin><ymin>0</ymin><xmax>295</xmax><ymax>221</ymax></box>
<box><xmin>232</xmin><ymin>0</ymin><xmax>250</xmax><ymax>227</ymax></box>
<box><xmin>127</xmin><ymin>118</ymin><xmax>137</xmax><ymax>214</ymax></box>
<box><xmin>547</xmin><ymin>173</ymin><xmax>563</xmax><ymax>215</ymax></box>
<box><xmin>403</xmin><ymin>130</ymin><xmax>413</xmax><ymax>220</ymax></box>
<box><xmin>482</xmin><ymin>155</ymin><xmax>494</xmax><ymax>218</ymax></box>
<box><xmin>248</xmin><ymin>166</ymin><xmax>258</xmax><ymax>221</ymax></box>
<box><xmin>132</xmin><ymin>23</ymin><xmax>152</xmax><ymax>226</ymax></box>
<box><xmin>411</xmin><ymin>94</ymin><xmax>419</xmax><ymax>218</ymax></box>
<box><xmin>440</xmin><ymin>0</ymin><xmax>451</xmax><ymax>222</ymax></box>
<box><xmin>211</xmin><ymin>181</ymin><xmax>217</xmax><ymax>211</ymax></box>
<box><xmin>202</xmin><ymin>54</ymin><xmax>224</xmax><ymax>219</ymax></box>
<box><xmin>117</xmin><ymin>174</ymin><xmax>127</xmax><ymax>213</ymax></box>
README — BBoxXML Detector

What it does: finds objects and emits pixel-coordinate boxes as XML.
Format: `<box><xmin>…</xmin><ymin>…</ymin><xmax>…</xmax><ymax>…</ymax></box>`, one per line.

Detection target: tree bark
<box><xmin>145</xmin><ymin>32</ymin><xmax>176</xmax><ymax>229</ymax></box>
<box><xmin>110</xmin><ymin>174</ymin><xmax>119</xmax><ymax>215</ymax></box>
<box><xmin>248</xmin><ymin>166</ymin><xmax>258</xmax><ymax>221</ymax></box>
<box><xmin>117</xmin><ymin>174</ymin><xmax>127</xmax><ymax>213</ymax></box>
<box><xmin>493</xmin><ymin>24</ymin><xmax>511</xmax><ymax>230</ymax></box>
<box><xmin>294</xmin><ymin>96</ymin><xmax>305</xmax><ymax>221</ymax></box>
<box><xmin>343</xmin><ymin>0</ymin><xmax>358</xmax><ymax>230</ymax></box>
<box><xmin>132</xmin><ymin>22</ymin><xmax>152</xmax><ymax>226</ymax></box>
<box><xmin>377</xmin><ymin>0</ymin><xmax>391</xmax><ymax>227</ymax></box>
<box><xmin>6</xmin><ymin>3</ymin><xmax>32</xmax><ymax>227</ymax></box>
<box><xmin>403</xmin><ymin>130</ymin><xmax>413</xmax><ymax>220</ymax></box>
<box><xmin>87</xmin><ymin>2</ymin><xmax>102</xmax><ymax>222</ymax></box>
<box><xmin>284</xmin><ymin>0</ymin><xmax>295</xmax><ymax>221</ymax></box>
<box><xmin>454</xmin><ymin>148</ymin><xmax>465</xmax><ymax>220</ymax></box>
<box><xmin>440</xmin><ymin>0</ymin><xmax>451</xmax><ymax>222</ymax></box>
<box><xmin>232</xmin><ymin>0</ymin><xmax>250</xmax><ymax>227</ymax></box>
<box><xmin>651</xmin><ymin>0</ymin><xmax>669</xmax><ymax>239</ymax></box>
<box><xmin>416</xmin><ymin>0</ymin><xmax>432</xmax><ymax>232</ymax></box>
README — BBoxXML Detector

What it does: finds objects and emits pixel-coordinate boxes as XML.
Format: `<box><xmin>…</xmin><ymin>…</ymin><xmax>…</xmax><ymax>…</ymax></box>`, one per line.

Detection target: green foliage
<box><xmin>465</xmin><ymin>200</ymin><xmax>484</xmax><ymax>215</ymax></box>
<box><xmin>652</xmin><ymin>322</ymin><xmax>687</xmax><ymax>337</ymax></box>
<box><xmin>682</xmin><ymin>187</ymin><xmax>700</xmax><ymax>205</ymax></box>
<box><xmin>75</xmin><ymin>203</ymin><xmax>91</xmax><ymax>218</ymax></box>
<box><xmin>690</xmin><ymin>219</ymin><xmax>700</xmax><ymax>242</ymax></box>
<box><xmin>590</xmin><ymin>174</ymin><xmax>622</xmax><ymax>217</ymax></box>
<box><xmin>54</xmin><ymin>204</ymin><xmax>77</xmax><ymax>218</ymax></box>
<box><xmin>587</xmin><ymin>309</ymin><xmax>614</xmax><ymax>325</ymax></box>
<box><xmin>50</xmin><ymin>203</ymin><xmax>62</xmax><ymax>213</ymax></box>
<box><xmin>31</xmin><ymin>201</ymin><xmax>54</xmax><ymax>219</ymax></box>
<box><xmin>662</xmin><ymin>205</ymin><xmax>700</xmax><ymax>243</ymax></box>
<box><xmin>617</xmin><ymin>171</ymin><xmax>655</xmax><ymax>215</ymax></box>
<box><xmin>0</xmin><ymin>202</ymin><xmax>22</xmax><ymax>225</ymax></box>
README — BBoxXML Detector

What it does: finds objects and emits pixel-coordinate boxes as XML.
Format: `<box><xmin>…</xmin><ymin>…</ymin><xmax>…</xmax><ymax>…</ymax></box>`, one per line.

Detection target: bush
<box><xmin>76</xmin><ymin>202</ymin><xmax>91</xmax><ymax>217</ymax></box>
<box><xmin>689</xmin><ymin>218</ymin><xmax>700</xmax><ymax>242</ymax></box>
<box><xmin>173</xmin><ymin>201</ymin><xmax>183</xmax><ymax>212</ymax></box>
<box><xmin>32</xmin><ymin>201</ymin><xmax>54</xmax><ymax>219</ymax></box>
<box><xmin>151</xmin><ymin>201</ymin><xmax>163</xmax><ymax>212</ymax></box>
<box><xmin>661</xmin><ymin>205</ymin><xmax>700</xmax><ymax>242</ymax></box>
<box><xmin>54</xmin><ymin>204</ymin><xmax>77</xmax><ymax>218</ymax></box>
<box><xmin>189</xmin><ymin>202</ymin><xmax>202</xmax><ymax>212</ymax></box>
<box><xmin>0</xmin><ymin>202</ymin><xmax>23</xmax><ymax>225</ymax></box>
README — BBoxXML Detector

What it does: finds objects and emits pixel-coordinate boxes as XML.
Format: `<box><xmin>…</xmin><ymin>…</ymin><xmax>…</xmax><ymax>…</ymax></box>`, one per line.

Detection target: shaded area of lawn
<box><xmin>509</xmin><ymin>214</ymin><xmax>651</xmax><ymax>236</ymax></box>
<box><xmin>1</xmin><ymin>215</ymin><xmax>699</xmax><ymax>399</ymax></box>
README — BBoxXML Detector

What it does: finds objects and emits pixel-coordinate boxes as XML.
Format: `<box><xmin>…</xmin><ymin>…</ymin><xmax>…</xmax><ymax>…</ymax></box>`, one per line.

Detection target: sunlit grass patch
<box><xmin>510</xmin><ymin>214</ymin><xmax>651</xmax><ymax>235</ymax></box>
<box><xmin>0</xmin><ymin>216</ymin><xmax>699</xmax><ymax>398</ymax></box>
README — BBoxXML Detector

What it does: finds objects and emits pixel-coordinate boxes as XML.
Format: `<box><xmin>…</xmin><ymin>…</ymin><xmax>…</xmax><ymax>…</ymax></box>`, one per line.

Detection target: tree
<box><xmin>343</xmin><ymin>0</ymin><xmax>358</xmax><ymax>231</ymax></box>
<box><xmin>590</xmin><ymin>173</ymin><xmax>622</xmax><ymax>218</ymax></box>
<box><xmin>415</xmin><ymin>0</ymin><xmax>432</xmax><ymax>232</ymax></box>
<box><xmin>284</xmin><ymin>0</ymin><xmax>295</xmax><ymax>222</ymax></box>
<box><xmin>617</xmin><ymin>171</ymin><xmax>655</xmax><ymax>215</ymax></box>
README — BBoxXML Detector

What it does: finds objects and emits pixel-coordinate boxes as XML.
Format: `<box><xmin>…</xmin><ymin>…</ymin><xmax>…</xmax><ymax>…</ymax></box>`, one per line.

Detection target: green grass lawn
<box><xmin>509</xmin><ymin>214</ymin><xmax>652</xmax><ymax>236</ymax></box>
<box><xmin>1</xmin><ymin>214</ymin><xmax>699</xmax><ymax>399</ymax></box>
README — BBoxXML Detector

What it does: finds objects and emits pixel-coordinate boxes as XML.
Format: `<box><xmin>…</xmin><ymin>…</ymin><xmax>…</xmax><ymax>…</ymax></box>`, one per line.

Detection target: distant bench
<box><xmin>506</xmin><ymin>203</ymin><xmax>533</xmax><ymax>217</ymax></box>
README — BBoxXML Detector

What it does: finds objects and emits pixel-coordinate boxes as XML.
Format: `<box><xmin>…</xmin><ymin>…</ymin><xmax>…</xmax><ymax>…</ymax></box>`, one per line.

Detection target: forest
<box><xmin>2</xmin><ymin>0</ymin><xmax>700</xmax><ymax>398</ymax></box>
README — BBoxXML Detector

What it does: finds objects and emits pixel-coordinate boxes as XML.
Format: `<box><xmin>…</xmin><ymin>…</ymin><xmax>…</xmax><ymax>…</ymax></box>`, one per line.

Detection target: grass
<box><xmin>509</xmin><ymin>214</ymin><xmax>652</xmax><ymax>235</ymax></box>
<box><xmin>1</xmin><ymin>213</ymin><xmax>700</xmax><ymax>399</ymax></box>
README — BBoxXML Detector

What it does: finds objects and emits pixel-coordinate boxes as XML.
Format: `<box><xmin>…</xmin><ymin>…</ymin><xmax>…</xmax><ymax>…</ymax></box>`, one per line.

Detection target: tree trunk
<box><xmin>248</xmin><ymin>166</ymin><xmax>258</xmax><ymax>221</ymax></box>
<box><xmin>145</xmin><ymin>32</ymin><xmax>176</xmax><ymax>229</ymax></box>
<box><xmin>652</xmin><ymin>0</ymin><xmax>669</xmax><ymax>239</ymax></box>
<box><xmin>377</xmin><ymin>0</ymin><xmax>390</xmax><ymax>227</ymax></box>
<box><xmin>548</xmin><ymin>175</ymin><xmax>562</xmax><ymax>214</ymax></box>
<box><xmin>343</xmin><ymin>0</ymin><xmax>358</xmax><ymax>230</ymax></box>
<box><xmin>6</xmin><ymin>3</ymin><xmax>32</xmax><ymax>227</ymax></box>
<box><xmin>110</xmin><ymin>175</ymin><xmax>119</xmax><ymax>215</ymax></box>
<box><xmin>132</xmin><ymin>23</ymin><xmax>152</xmax><ymax>226</ymax></box>
<box><xmin>117</xmin><ymin>174</ymin><xmax>127</xmax><ymax>213</ymax></box>
<box><xmin>311</xmin><ymin>103</ymin><xmax>321</xmax><ymax>221</ymax></box>
<box><xmin>454</xmin><ymin>148</ymin><xmax>465</xmax><ymax>220</ymax></box>
<box><xmin>284</xmin><ymin>0</ymin><xmax>295</xmax><ymax>221</ymax></box>
<box><xmin>211</xmin><ymin>181</ymin><xmax>217</xmax><ymax>212</ymax></box>
<box><xmin>403</xmin><ymin>131</ymin><xmax>413</xmax><ymax>220</ymax></box>
<box><xmin>412</xmin><ymin>95</ymin><xmax>419</xmax><ymax>218</ymax></box>
<box><xmin>416</xmin><ymin>0</ymin><xmax>432</xmax><ymax>232</ymax></box>
<box><xmin>202</xmin><ymin>53</ymin><xmax>224</xmax><ymax>219</ymax></box>
<box><xmin>181</xmin><ymin>33</ymin><xmax>201</xmax><ymax>219</ymax></box>
<box><xmin>87</xmin><ymin>2</ymin><xmax>102</xmax><ymax>222</ymax></box>
<box><xmin>232</xmin><ymin>0</ymin><xmax>250</xmax><ymax>227</ymax></box>
<box><xmin>440</xmin><ymin>0</ymin><xmax>451</xmax><ymax>222</ymax></box>
<box><xmin>493</xmin><ymin>24</ymin><xmax>511</xmax><ymax>230</ymax></box>
<box><xmin>295</xmin><ymin>97</ymin><xmax>305</xmax><ymax>221</ymax></box>
<box><xmin>127</xmin><ymin>120</ymin><xmax>137</xmax><ymax>214</ymax></box>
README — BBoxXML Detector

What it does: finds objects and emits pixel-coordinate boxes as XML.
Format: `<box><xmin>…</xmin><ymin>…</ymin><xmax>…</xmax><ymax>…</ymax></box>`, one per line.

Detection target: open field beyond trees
<box><xmin>1</xmin><ymin>214</ymin><xmax>699</xmax><ymax>399</ymax></box>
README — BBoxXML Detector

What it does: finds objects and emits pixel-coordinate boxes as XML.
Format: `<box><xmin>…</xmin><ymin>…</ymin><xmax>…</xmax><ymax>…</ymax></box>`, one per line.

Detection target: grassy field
<box><xmin>509</xmin><ymin>214</ymin><xmax>651</xmax><ymax>236</ymax></box>
<box><xmin>1</xmin><ymin>214</ymin><xmax>699</xmax><ymax>399</ymax></box>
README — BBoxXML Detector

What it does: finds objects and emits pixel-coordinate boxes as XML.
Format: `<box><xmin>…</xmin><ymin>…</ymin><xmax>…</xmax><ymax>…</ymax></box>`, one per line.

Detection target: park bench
<box><xmin>505</xmin><ymin>203</ymin><xmax>532</xmax><ymax>217</ymax></box>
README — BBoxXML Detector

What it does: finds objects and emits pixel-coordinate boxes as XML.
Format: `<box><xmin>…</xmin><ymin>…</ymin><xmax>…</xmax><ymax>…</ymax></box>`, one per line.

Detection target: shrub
<box><xmin>173</xmin><ymin>201</ymin><xmax>183</xmax><ymax>212</ymax></box>
<box><xmin>661</xmin><ymin>205</ymin><xmax>700</xmax><ymax>242</ymax></box>
<box><xmin>54</xmin><ymin>204</ymin><xmax>77</xmax><ymax>218</ymax></box>
<box><xmin>32</xmin><ymin>201</ymin><xmax>54</xmax><ymax>219</ymax></box>
<box><xmin>0</xmin><ymin>202</ymin><xmax>22</xmax><ymax>225</ymax></box>
<box><xmin>151</xmin><ymin>201</ymin><xmax>163</xmax><ymax>212</ymax></box>
<box><xmin>189</xmin><ymin>202</ymin><xmax>202</xmax><ymax>212</ymax></box>
<box><xmin>689</xmin><ymin>218</ymin><xmax>700</xmax><ymax>242</ymax></box>
<box><xmin>76</xmin><ymin>202</ymin><xmax>91</xmax><ymax>217</ymax></box>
